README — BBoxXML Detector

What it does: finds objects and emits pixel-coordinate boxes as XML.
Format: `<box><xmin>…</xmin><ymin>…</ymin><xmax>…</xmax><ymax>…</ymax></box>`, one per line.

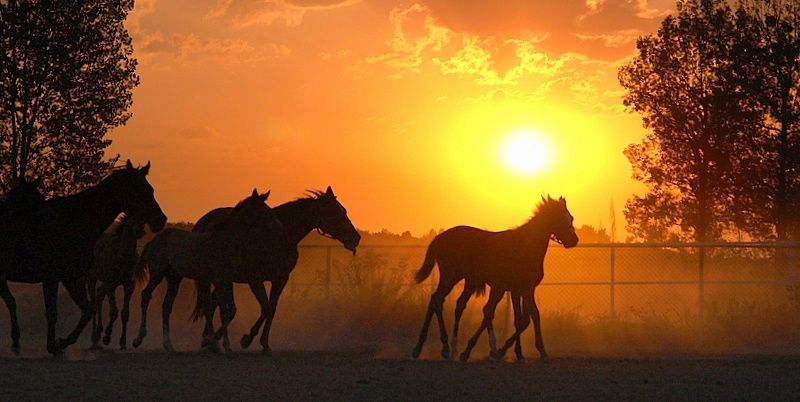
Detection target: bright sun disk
<box><xmin>499</xmin><ymin>131</ymin><xmax>554</xmax><ymax>175</ymax></box>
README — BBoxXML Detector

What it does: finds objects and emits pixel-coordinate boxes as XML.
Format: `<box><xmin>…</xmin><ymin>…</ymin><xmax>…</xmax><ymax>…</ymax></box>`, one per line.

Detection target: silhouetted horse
<box><xmin>412</xmin><ymin>196</ymin><xmax>578</xmax><ymax>361</ymax></box>
<box><xmin>193</xmin><ymin>186</ymin><xmax>360</xmax><ymax>354</ymax></box>
<box><xmin>131</xmin><ymin>189</ymin><xmax>285</xmax><ymax>352</ymax></box>
<box><xmin>89</xmin><ymin>213</ymin><xmax>146</xmax><ymax>350</ymax></box>
<box><xmin>0</xmin><ymin>161</ymin><xmax>167</xmax><ymax>355</ymax></box>
<box><xmin>0</xmin><ymin>179</ymin><xmax>57</xmax><ymax>354</ymax></box>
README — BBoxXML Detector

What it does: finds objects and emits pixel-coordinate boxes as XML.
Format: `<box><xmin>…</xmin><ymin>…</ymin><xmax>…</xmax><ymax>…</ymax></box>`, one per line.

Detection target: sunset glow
<box><xmin>499</xmin><ymin>130</ymin><xmax>554</xmax><ymax>175</ymax></box>
<box><xmin>105</xmin><ymin>0</ymin><xmax>677</xmax><ymax>235</ymax></box>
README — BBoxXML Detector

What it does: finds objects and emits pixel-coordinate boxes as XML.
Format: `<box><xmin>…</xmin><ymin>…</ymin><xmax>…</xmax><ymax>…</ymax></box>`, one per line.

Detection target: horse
<box><xmin>412</xmin><ymin>196</ymin><xmax>578</xmax><ymax>362</ymax></box>
<box><xmin>131</xmin><ymin>189</ymin><xmax>285</xmax><ymax>352</ymax></box>
<box><xmin>191</xmin><ymin>186</ymin><xmax>360</xmax><ymax>354</ymax></box>
<box><xmin>0</xmin><ymin>179</ymin><xmax>58</xmax><ymax>354</ymax></box>
<box><xmin>0</xmin><ymin>160</ymin><xmax>167</xmax><ymax>355</ymax></box>
<box><xmin>89</xmin><ymin>213</ymin><xmax>146</xmax><ymax>350</ymax></box>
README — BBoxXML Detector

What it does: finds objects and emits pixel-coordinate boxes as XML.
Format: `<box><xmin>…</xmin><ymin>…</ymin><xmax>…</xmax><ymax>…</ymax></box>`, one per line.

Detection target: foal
<box><xmin>412</xmin><ymin>196</ymin><xmax>578</xmax><ymax>361</ymax></box>
<box><xmin>90</xmin><ymin>214</ymin><xmax>146</xmax><ymax>349</ymax></box>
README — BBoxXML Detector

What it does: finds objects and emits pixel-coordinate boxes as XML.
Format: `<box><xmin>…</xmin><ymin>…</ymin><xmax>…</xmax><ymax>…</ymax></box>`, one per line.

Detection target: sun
<box><xmin>499</xmin><ymin>130</ymin><xmax>555</xmax><ymax>175</ymax></box>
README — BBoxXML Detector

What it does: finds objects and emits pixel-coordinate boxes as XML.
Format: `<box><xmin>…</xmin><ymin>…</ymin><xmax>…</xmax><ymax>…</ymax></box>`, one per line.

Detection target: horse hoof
<box><xmin>458</xmin><ymin>351</ymin><xmax>469</xmax><ymax>363</ymax></box>
<box><xmin>411</xmin><ymin>347</ymin><xmax>421</xmax><ymax>359</ymax></box>
<box><xmin>11</xmin><ymin>345</ymin><xmax>20</xmax><ymax>356</ymax></box>
<box><xmin>490</xmin><ymin>350</ymin><xmax>503</xmax><ymax>361</ymax></box>
<box><xmin>261</xmin><ymin>347</ymin><xmax>272</xmax><ymax>356</ymax></box>
<box><xmin>240</xmin><ymin>334</ymin><xmax>253</xmax><ymax>349</ymax></box>
<box><xmin>441</xmin><ymin>346</ymin><xmax>451</xmax><ymax>360</ymax></box>
<box><xmin>119</xmin><ymin>345</ymin><xmax>127</xmax><ymax>351</ymax></box>
<box><xmin>515</xmin><ymin>355</ymin><xmax>526</xmax><ymax>363</ymax></box>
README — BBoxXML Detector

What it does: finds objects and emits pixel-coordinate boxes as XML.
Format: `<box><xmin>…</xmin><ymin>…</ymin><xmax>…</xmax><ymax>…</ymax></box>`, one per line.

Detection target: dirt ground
<box><xmin>0</xmin><ymin>349</ymin><xmax>798</xmax><ymax>401</ymax></box>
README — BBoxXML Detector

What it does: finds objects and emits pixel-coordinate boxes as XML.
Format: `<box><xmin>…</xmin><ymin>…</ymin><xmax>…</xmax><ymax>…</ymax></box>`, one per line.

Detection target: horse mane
<box><xmin>520</xmin><ymin>195</ymin><xmax>563</xmax><ymax>227</ymax></box>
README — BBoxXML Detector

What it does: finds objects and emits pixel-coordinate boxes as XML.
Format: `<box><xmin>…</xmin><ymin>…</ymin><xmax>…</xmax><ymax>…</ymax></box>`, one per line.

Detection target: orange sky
<box><xmin>108</xmin><ymin>0</ymin><xmax>675</xmax><ymax>237</ymax></box>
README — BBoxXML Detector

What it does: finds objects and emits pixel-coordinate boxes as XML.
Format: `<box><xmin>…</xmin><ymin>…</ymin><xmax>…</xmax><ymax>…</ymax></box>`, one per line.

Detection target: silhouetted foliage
<box><xmin>730</xmin><ymin>0</ymin><xmax>800</xmax><ymax>241</ymax></box>
<box><xmin>619</xmin><ymin>0</ymin><xmax>752</xmax><ymax>242</ymax></box>
<box><xmin>0</xmin><ymin>0</ymin><xmax>138</xmax><ymax>196</ymax></box>
<box><xmin>620</xmin><ymin>0</ymin><xmax>800</xmax><ymax>242</ymax></box>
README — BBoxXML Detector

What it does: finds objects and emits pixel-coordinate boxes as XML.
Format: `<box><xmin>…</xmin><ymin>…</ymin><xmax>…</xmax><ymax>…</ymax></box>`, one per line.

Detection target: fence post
<box><xmin>698</xmin><ymin>245</ymin><xmax>705</xmax><ymax>342</ymax></box>
<box><xmin>325</xmin><ymin>246</ymin><xmax>332</xmax><ymax>344</ymax></box>
<box><xmin>610</xmin><ymin>244</ymin><xmax>616</xmax><ymax>319</ymax></box>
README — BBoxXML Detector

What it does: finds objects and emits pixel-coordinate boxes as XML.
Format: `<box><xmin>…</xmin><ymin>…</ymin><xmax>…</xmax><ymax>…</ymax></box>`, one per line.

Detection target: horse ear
<box><xmin>126</xmin><ymin>159</ymin><xmax>134</xmax><ymax>170</ymax></box>
<box><xmin>259</xmin><ymin>190</ymin><xmax>271</xmax><ymax>202</ymax></box>
<box><xmin>251</xmin><ymin>188</ymin><xmax>259</xmax><ymax>197</ymax></box>
<box><xmin>326</xmin><ymin>186</ymin><xmax>334</xmax><ymax>197</ymax></box>
<box><xmin>141</xmin><ymin>161</ymin><xmax>151</xmax><ymax>175</ymax></box>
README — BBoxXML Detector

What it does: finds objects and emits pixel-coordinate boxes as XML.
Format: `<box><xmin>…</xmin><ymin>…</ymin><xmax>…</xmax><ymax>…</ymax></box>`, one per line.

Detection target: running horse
<box><xmin>0</xmin><ymin>161</ymin><xmax>167</xmax><ymax>355</ymax></box>
<box><xmin>412</xmin><ymin>196</ymin><xmax>578</xmax><ymax>361</ymax></box>
<box><xmin>193</xmin><ymin>186</ymin><xmax>361</xmax><ymax>354</ymax></box>
<box><xmin>131</xmin><ymin>189</ymin><xmax>285</xmax><ymax>352</ymax></box>
<box><xmin>89</xmin><ymin>213</ymin><xmax>146</xmax><ymax>350</ymax></box>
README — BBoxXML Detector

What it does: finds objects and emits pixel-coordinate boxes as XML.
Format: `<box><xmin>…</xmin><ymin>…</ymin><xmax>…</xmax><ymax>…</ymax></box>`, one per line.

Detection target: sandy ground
<box><xmin>0</xmin><ymin>349</ymin><xmax>798</xmax><ymax>401</ymax></box>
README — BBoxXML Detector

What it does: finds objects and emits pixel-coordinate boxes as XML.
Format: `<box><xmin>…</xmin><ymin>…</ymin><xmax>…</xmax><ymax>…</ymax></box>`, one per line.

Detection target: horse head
<box><xmin>311</xmin><ymin>186</ymin><xmax>360</xmax><ymax>254</ymax></box>
<box><xmin>106</xmin><ymin>160</ymin><xmax>167</xmax><ymax>232</ymax></box>
<box><xmin>222</xmin><ymin>188</ymin><xmax>283</xmax><ymax>233</ymax></box>
<box><xmin>538</xmin><ymin>195</ymin><xmax>579</xmax><ymax>248</ymax></box>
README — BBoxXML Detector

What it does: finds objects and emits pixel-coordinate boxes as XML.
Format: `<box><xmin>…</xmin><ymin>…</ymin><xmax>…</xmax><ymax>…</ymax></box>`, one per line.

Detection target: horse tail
<box><xmin>414</xmin><ymin>237</ymin><xmax>439</xmax><ymax>283</ymax></box>
<box><xmin>133</xmin><ymin>242</ymin><xmax>152</xmax><ymax>285</ymax></box>
<box><xmin>191</xmin><ymin>280</ymin><xmax>212</xmax><ymax>322</ymax></box>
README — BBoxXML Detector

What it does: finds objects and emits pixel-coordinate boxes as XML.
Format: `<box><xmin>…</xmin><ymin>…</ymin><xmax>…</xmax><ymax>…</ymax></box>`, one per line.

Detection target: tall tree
<box><xmin>0</xmin><ymin>0</ymin><xmax>138</xmax><ymax>196</ymax></box>
<box><xmin>731</xmin><ymin>0</ymin><xmax>800</xmax><ymax>241</ymax></box>
<box><xmin>619</xmin><ymin>0</ymin><xmax>754</xmax><ymax>242</ymax></box>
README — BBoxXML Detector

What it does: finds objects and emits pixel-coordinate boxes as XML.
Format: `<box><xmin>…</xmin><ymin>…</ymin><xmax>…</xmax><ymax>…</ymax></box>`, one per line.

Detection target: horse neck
<box><xmin>274</xmin><ymin>198</ymin><xmax>317</xmax><ymax>247</ymax></box>
<box><xmin>516</xmin><ymin>214</ymin><xmax>553</xmax><ymax>249</ymax></box>
<box><xmin>49</xmin><ymin>179</ymin><xmax>123</xmax><ymax>239</ymax></box>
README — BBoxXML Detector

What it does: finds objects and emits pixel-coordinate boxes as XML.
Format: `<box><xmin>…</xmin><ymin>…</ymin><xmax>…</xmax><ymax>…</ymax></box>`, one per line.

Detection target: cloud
<box><xmin>206</xmin><ymin>0</ymin><xmax>361</xmax><ymax>27</ymax></box>
<box><xmin>416</xmin><ymin>0</ymin><xmax>671</xmax><ymax>60</ymax></box>
<box><xmin>138</xmin><ymin>33</ymin><xmax>290</xmax><ymax>65</ymax></box>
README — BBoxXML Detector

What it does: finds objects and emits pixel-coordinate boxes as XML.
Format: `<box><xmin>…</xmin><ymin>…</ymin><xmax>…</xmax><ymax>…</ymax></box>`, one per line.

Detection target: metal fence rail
<box><xmin>293</xmin><ymin>242</ymin><xmax>800</xmax><ymax>322</ymax></box>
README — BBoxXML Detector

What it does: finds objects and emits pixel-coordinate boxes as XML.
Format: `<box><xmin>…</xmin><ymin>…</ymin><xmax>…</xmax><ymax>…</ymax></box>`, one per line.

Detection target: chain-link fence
<box><xmin>262</xmin><ymin>242</ymin><xmax>800</xmax><ymax>354</ymax></box>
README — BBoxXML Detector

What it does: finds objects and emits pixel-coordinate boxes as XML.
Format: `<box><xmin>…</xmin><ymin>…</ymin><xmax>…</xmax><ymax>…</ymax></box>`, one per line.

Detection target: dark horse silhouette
<box><xmin>131</xmin><ymin>189</ymin><xmax>285</xmax><ymax>352</ymax></box>
<box><xmin>412</xmin><ymin>196</ymin><xmax>578</xmax><ymax>361</ymax></box>
<box><xmin>0</xmin><ymin>161</ymin><xmax>167</xmax><ymax>355</ymax></box>
<box><xmin>89</xmin><ymin>213</ymin><xmax>146</xmax><ymax>350</ymax></box>
<box><xmin>192</xmin><ymin>186</ymin><xmax>360</xmax><ymax>354</ymax></box>
<box><xmin>0</xmin><ymin>179</ymin><xmax>57</xmax><ymax>354</ymax></box>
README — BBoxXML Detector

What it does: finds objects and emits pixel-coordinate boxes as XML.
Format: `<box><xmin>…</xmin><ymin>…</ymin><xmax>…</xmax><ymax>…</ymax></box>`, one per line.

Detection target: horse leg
<box><xmin>450</xmin><ymin>282</ymin><xmax>474</xmax><ymax>358</ymax></box>
<box><xmin>161</xmin><ymin>274</ymin><xmax>182</xmax><ymax>353</ymax></box>
<box><xmin>412</xmin><ymin>277</ymin><xmax>456</xmax><ymax>359</ymax></box>
<box><xmin>119</xmin><ymin>280</ymin><xmax>134</xmax><ymax>350</ymax></box>
<box><xmin>0</xmin><ymin>277</ymin><xmax>21</xmax><ymax>354</ymax></box>
<box><xmin>528</xmin><ymin>288</ymin><xmax>547</xmax><ymax>359</ymax></box>
<box><xmin>103</xmin><ymin>286</ymin><xmax>120</xmax><ymax>345</ymax></box>
<box><xmin>58</xmin><ymin>276</ymin><xmax>95</xmax><ymax>349</ymax></box>
<box><xmin>258</xmin><ymin>277</ymin><xmax>287</xmax><ymax>355</ymax></box>
<box><xmin>90</xmin><ymin>283</ymin><xmax>107</xmax><ymax>350</ymax></box>
<box><xmin>132</xmin><ymin>269</ymin><xmax>165</xmax><ymax>349</ymax></box>
<box><xmin>43</xmin><ymin>279</ymin><xmax>62</xmax><ymax>355</ymax></box>
<box><xmin>459</xmin><ymin>287</ymin><xmax>503</xmax><ymax>362</ymax></box>
<box><xmin>88</xmin><ymin>278</ymin><xmax>101</xmax><ymax>349</ymax></box>
<box><xmin>512</xmin><ymin>293</ymin><xmax>525</xmax><ymax>362</ymax></box>
<box><xmin>212</xmin><ymin>283</ymin><xmax>236</xmax><ymax>353</ymax></box>
<box><xmin>497</xmin><ymin>291</ymin><xmax>532</xmax><ymax>360</ymax></box>
<box><xmin>241</xmin><ymin>282</ymin><xmax>269</xmax><ymax>350</ymax></box>
<box><xmin>198</xmin><ymin>280</ymin><xmax>218</xmax><ymax>351</ymax></box>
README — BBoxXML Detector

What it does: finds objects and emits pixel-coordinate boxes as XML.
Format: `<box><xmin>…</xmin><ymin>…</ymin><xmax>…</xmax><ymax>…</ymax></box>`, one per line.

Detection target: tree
<box><xmin>619</xmin><ymin>0</ymin><xmax>755</xmax><ymax>242</ymax></box>
<box><xmin>731</xmin><ymin>0</ymin><xmax>800</xmax><ymax>241</ymax></box>
<box><xmin>0</xmin><ymin>0</ymin><xmax>138</xmax><ymax>196</ymax></box>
